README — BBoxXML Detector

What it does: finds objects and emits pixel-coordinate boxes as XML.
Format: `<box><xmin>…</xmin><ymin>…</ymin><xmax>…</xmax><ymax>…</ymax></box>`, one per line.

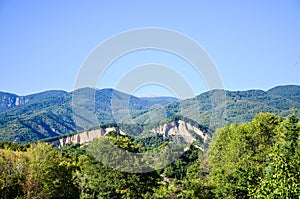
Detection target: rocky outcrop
<box><xmin>47</xmin><ymin>120</ymin><xmax>208</xmax><ymax>147</ymax></box>
<box><xmin>150</xmin><ymin>120</ymin><xmax>209</xmax><ymax>143</ymax></box>
<box><xmin>0</xmin><ymin>90</ymin><xmax>67</xmax><ymax>113</ymax></box>
<box><xmin>47</xmin><ymin>127</ymin><xmax>125</xmax><ymax>147</ymax></box>
<box><xmin>0</xmin><ymin>93</ymin><xmax>27</xmax><ymax>112</ymax></box>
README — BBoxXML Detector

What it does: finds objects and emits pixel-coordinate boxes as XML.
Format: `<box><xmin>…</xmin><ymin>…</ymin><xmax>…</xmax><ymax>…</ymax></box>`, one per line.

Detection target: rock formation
<box><xmin>47</xmin><ymin>127</ymin><xmax>125</xmax><ymax>147</ymax></box>
<box><xmin>47</xmin><ymin>120</ymin><xmax>208</xmax><ymax>147</ymax></box>
<box><xmin>150</xmin><ymin>120</ymin><xmax>209</xmax><ymax>143</ymax></box>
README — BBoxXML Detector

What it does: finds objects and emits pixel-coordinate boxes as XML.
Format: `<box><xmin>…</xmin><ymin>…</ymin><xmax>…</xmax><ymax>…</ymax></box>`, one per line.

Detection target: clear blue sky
<box><xmin>1</xmin><ymin>0</ymin><xmax>300</xmax><ymax>97</ymax></box>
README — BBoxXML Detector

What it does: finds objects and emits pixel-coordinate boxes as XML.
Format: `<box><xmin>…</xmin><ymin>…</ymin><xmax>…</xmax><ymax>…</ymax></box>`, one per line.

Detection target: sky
<box><xmin>1</xmin><ymin>0</ymin><xmax>300</xmax><ymax>98</ymax></box>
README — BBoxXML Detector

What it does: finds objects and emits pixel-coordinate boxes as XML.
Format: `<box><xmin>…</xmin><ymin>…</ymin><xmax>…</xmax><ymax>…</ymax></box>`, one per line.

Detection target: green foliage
<box><xmin>77</xmin><ymin>153</ymin><xmax>161</xmax><ymax>198</ymax></box>
<box><xmin>208</xmin><ymin>113</ymin><xmax>300</xmax><ymax>198</ymax></box>
<box><xmin>267</xmin><ymin>85</ymin><xmax>300</xmax><ymax>102</ymax></box>
<box><xmin>0</xmin><ymin>112</ymin><xmax>300</xmax><ymax>198</ymax></box>
<box><xmin>0</xmin><ymin>88</ymin><xmax>178</xmax><ymax>142</ymax></box>
<box><xmin>1</xmin><ymin>86</ymin><xmax>300</xmax><ymax>143</ymax></box>
<box><xmin>0</xmin><ymin>143</ymin><xmax>79</xmax><ymax>199</ymax></box>
<box><xmin>152</xmin><ymin>156</ymin><xmax>214</xmax><ymax>199</ymax></box>
<box><xmin>0</xmin><ymin>129</ymin><xmax>211</xmax><ymax>198</ymax></box>
<box><xmin>24</xmin><ymin>143</ymin><xmax>79</xmax><ymax>199</ymax></box>
<box><xmin>0</xmin><ymin>142</ymin><xmax>30</xmax><ymax>151</ymax></box>
<box><xmin>162</xmin><ymin>144</ymin><xmax>201</xmax><ymax>180</ymax></box>
<box><xmin>134</xmin><ymin>134</ymin><xmax>170</xmax><ymax>152</ymax></box>
<box><xmin>129</xmin><ymin>86</ymin><xmax>300</xmax><ymax>130</ymax></box>
<box><xmin>0</xmin><ymin>149</ymin><xmax>27</xmax><ymax>199</ymax></box>
<box><xmin>254</xmin><ymin>115</ymin><xmax>300</xmax><ymax>198</ymax></box>
<box><xmin>119</xmin><ymin>123</ymin><xmax>145</xmax><ymax>136</ymax></box>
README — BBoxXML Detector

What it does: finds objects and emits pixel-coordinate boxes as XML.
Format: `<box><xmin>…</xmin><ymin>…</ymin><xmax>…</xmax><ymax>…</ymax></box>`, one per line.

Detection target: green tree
<box><xmin>181</xmin><ymin>158</ymin><xmax>214</xmax><ymax>199</ymax></box>
<box><xmin>24</xmin><ymin>143</ymin><xmax>79</xmax><ymax>199</ymax></box>
<box><xmin>208</xmin><ymin>113</ymin><xmax>282</xmax><ymax>198</ymax></box>
<box><xmin>255</xmin><ymin>115</ymin><xmax>300</xmax><ymax>198</ymax></box>
<box><xmin>0</xmin><ymin>149</ymin><xmax>27</xmax><ymax>199</ymax></box>
<box><xmin>77</xmin><ymin>136</ymin><xmax>161</xmax><ymax>198</ymax></box>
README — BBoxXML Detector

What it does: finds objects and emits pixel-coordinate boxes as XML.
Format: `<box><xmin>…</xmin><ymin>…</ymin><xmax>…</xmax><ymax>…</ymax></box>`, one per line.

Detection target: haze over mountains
<box><xmin>0</xmin><ymin>85</ymin><xmax>299</xmax><ymax>142</ymax></box>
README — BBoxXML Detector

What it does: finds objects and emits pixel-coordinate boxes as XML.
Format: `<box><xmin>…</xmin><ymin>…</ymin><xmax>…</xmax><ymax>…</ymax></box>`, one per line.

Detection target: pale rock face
<box><xmin>47</xmin><ymin>127</ymin><xmax>121</xmax><ymax>147</ymax></box>
<box><xmin>150</xmin><ymin>120</ymin><xmax>208</xmax><ymax>144</ymax></box>
<box><xmin>14</xmin><ymin>97</ymin><xmax>26</xmax><ymax>106</ymax></box>
<box><xmin>47</xmin><ymin>120</ymin><xmax>207</xmax><ymax>147</ymax></box>
<box><xmin>15</xmin><ymin>97</ymin><xmax>20</xmax><ymax>106</ymax></box>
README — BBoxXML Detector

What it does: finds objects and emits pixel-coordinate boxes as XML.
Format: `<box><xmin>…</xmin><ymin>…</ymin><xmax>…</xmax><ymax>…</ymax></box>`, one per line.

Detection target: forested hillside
<box><xmin>0</xmin><ymin>88</ymin><xmax>175</xmax><ymax>142</ymax></box>
<box><xmin>0</xmin><ymin>85</ymin><xmax>299</xmax><ymax>142</ymax></box>
<box><xmin>125</xmin><ymin>85</ymin><xmax>300</xmax><ymax>128</ymax></box>
<box><xmin>1</xmin><ymin>113</ymin><xmax>299</xmax><ymax>198</ymax></box>
<box><xmin>0</xmin><ymin>90</ymin><xmax>67</xmax><ymax>112</ymax></box>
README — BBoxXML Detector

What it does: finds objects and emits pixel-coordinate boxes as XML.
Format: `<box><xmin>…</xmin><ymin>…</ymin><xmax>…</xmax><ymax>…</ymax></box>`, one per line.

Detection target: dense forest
<box><xmin>1</xmin><ymin>85</ymin><xmax>299</xmax><ymax>142</ymax></box>
<box><xmin>1</xmin><ymin>113</ymin><xmax>299</xmax><ymax>198</ymax></box>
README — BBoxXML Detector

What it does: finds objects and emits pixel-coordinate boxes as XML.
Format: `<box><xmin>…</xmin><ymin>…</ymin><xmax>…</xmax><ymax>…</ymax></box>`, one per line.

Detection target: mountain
<box><xmin>124</xmin><ymin>85</ymin><xmax>300</xmax><ymax>129</ymax></box>
<box><xmin>0</xmin><ymin>90</ymin><xmax>67</xmax><ymax>113</ymax></box>
<box><xmin>0</xmin><ymin>88</ymin><xmax>177</xmax><ymax>142</ymax></box>
<box><xmin>267</xmin><ymin>85</ymin><xmax>300</xmax><ymax>102</ymax></box>
<box><xmin>0</xmin><ymin>91</ymin><xmax>21</xmax><ymax>112</ymax></box>
<box><xmin>0</xmin><ymin>85</ymin><xmax>299</xmax><ymax>143</ymax></box>
<box><xmin>140</xmin><ymin>96</ymin><xmax>178</xmax><ymax>104</ymax></box>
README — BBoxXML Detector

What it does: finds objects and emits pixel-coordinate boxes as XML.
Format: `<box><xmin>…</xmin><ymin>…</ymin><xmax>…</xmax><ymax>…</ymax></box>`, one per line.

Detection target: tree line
<box><xmin>0</xmin><ymin>113</ymin><xmax>299</xmax><ymax>198</ymax></box>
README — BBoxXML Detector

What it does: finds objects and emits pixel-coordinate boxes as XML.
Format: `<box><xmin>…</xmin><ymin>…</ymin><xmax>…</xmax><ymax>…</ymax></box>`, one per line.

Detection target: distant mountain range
<box><xmin>128</xmin><ymin>85</ymin><xmax>300</xmax><ymax>129</ymax></box>
<box><xmin>0</xmin><ymin>88</ymin><xmax>178</xmax><ymax>142</ymax></box>
<box><xmin>0</xmin><ymin>85</ymin><xmax>299</xmax><ymax>142</ymax></box>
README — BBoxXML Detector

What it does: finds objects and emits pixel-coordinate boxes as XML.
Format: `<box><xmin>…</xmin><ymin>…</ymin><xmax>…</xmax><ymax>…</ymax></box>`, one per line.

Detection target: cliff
<box><xmin>47</xmin><ymin>120</ymin><xmax>208</xmax><ymax>147</ymax></box>
<box><xmin>47</xmin><ymin>127</ymin><xmax>125</xmax><ymax>147</ymax></box>
<box><xmin>0</xmin><ymin>93</ymin><xmax>27</xmax><ymax>112</ymax></box>
<box><xmin>150</xmin><ymin>120</ymin><xmax>209</xmax><ymax>143</ymax></box>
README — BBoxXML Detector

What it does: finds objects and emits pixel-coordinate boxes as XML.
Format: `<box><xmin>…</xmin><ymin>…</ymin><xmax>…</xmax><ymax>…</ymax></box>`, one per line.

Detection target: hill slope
<box><xmin>0</xmin><ymin>90</ymin><xmax>67</xmax><ymax>113</ymax></box>
<box><xmin>125</xmin><ymin>85</ymin><xmax>300</xmax><ymax>129</ymax></box>
<box><xmin>0</xmin><ymin>85</ymin><xmax>299</xmax><ymax>142</ymax></box>
<box><xmin>0</xmin><ymin>88</ymin><xmax>177</xmax><ymax>142</ymax></box>
<box><xmin>267</xmin><ymin>85</ymin><xmax>300</xmax><ymax>102</ymax></box>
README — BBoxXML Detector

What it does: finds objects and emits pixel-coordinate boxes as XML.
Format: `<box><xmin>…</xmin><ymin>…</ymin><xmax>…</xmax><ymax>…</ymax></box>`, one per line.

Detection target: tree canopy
<box><xmin>0</xmin><ymin>113</ymin><xmax>299</xmax><ymax>198</ymax></box>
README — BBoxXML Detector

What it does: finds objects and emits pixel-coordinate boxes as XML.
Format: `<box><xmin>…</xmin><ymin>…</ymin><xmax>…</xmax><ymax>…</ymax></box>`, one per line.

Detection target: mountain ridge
<box><xmin>0</xmin><ymin>85</ymin><xmax>299</xmax><ymax>142</ymax></box>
